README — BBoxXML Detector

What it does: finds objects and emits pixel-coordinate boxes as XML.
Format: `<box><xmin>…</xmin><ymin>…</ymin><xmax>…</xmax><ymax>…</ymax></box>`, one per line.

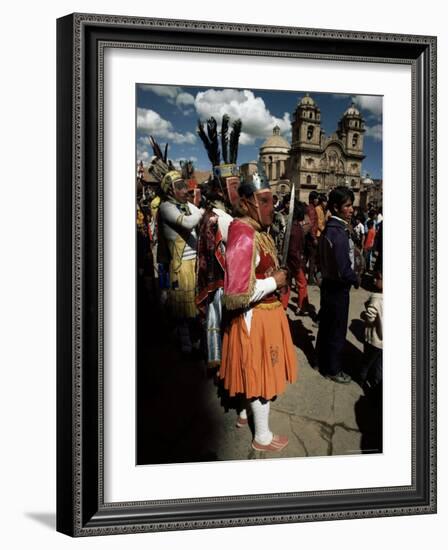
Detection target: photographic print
<box><xmin>135</xmin><ymin>84</ymin><xmax>383</xmax><ymax>465</ymax></box>
<box><xmin>57</xmin><ymin>14</ymin><xmax>435</xmax><ymax>535</ymax></box>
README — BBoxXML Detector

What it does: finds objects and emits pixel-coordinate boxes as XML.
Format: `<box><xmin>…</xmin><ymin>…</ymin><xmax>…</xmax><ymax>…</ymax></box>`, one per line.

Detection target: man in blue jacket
<box><xmin>316</xmin><ymin>186</ymin><xmax>359</xmax><ymax>383</ymax></box>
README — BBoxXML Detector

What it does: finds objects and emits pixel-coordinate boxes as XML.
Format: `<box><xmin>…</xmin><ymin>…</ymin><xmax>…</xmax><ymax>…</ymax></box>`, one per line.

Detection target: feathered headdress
<box><xmin>229</xmin><ymin>118</ymin><xmax>242</xmax><ymax>165</ymax></box>
<box><xmin>146</xmin><ymin>136</ymin><xmax>180</xmax><ymax>193</ymax></box>
<box><xmin>197</xmin><ymin>115</ymin><xmax>242</xmax><ymax>179</ymax></box>
<box><xmin>197</xmin><ymin>117</ymin><xmax>220</xmax><ymax>167</ymax></box>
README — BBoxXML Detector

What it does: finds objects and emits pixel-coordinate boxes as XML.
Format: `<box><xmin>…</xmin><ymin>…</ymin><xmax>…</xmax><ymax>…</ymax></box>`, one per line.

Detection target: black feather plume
<box><xmin>206</xmin><ymin>117</ymin><xmax>221</xmax><ymax>166</ymax></box>
<box><xmin>221</xmin><ymin>114</ymin><xmax>230</xmax><ymax>164</ymax></box>
<box><xmin>197</xmin><ymin>120</ymin><xmax>215</xmax><ymax>165</ymax></box>
<box><xmin>229</xmin><ymin>119</ymin><xmax>242</xmax><ymax>164</ymax></box>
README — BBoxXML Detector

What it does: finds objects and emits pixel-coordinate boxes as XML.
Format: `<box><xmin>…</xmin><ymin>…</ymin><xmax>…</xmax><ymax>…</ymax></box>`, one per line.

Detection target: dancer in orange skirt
<box><xmin>219</xmin><ymin>163</ymin><xmax>298</xmax><ymax>452</ymax></box>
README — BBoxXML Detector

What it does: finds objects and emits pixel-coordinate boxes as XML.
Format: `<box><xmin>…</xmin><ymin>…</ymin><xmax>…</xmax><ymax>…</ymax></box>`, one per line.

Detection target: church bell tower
<box><xmin>291</xmin><ymin>93</ymin><xmax>321</xmax><ymax>150</ymax></box>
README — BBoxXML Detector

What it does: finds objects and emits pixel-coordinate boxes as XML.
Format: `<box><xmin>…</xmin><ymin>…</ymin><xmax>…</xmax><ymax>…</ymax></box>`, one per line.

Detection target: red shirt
<box><xmin>364</xmin><ymin>228</ymin><xmax>376</xmax><ymax>250</ymax></box>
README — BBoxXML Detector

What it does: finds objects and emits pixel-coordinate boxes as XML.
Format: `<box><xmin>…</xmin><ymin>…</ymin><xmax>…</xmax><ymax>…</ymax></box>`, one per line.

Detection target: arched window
<box><xmin>307</xmin><ymin>125</ymin><xmax>314</xmax><ymax>140</ymax></box>
<box><xmin>352</xmin><ymin>133</ymin><xmax>358</xmax><ymax>147</ymax></box>
<box><xmin>309</xmin><ymin>111</ymin><xmax>313</xmax><ymax>119</ymax></box>
<box><xmin>351</xmin><ymin>179</ymin><xmax>356</xmax><ymax>187</ymax></box>
<box><xmin>306</xmin><ymin>175</ymin><xmax>312</xmax><ymax>184</ymax></box>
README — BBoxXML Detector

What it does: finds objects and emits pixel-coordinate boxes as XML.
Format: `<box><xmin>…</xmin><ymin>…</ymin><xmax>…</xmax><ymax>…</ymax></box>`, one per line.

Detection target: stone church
<box><xmin>259</xmin><ymin>93</ymin><xmax>368</xmax><ymax>204</ymax></box>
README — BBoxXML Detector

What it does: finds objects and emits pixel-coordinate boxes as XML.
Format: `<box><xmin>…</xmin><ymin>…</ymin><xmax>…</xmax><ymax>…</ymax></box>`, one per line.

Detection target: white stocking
<box><xmin>250</xmin><ymin>399</ymin><xmax>273</xmax><ymax>445</ymax></box>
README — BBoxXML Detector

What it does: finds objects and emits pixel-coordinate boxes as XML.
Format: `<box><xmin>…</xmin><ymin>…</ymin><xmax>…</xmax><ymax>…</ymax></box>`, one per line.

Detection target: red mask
<box><xmin>225</xmin><ymin>176</ymin><xmax>240</xmax><ymax>207</ymax></box>
<box><xmin>254</xmin><ymin>190</ymin><xmax>274</xmax><ymax>228</ymax></box>
<box><xmin>244</xmin><ymin>190</ymin><xmax>274</xmax><ymax>228</ymax></box>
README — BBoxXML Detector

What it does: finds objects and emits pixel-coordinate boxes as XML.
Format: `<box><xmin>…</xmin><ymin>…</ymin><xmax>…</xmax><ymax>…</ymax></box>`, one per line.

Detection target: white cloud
<box><xmin>194</xmin><ymin>89</ymin><xmax>291</xmax><ymax>144</ymax></box>
<box><xmin>365</xmin><ymin>123</ymin><xmax>383</xmax><ymax>141</ymax></box>
<box><xmin>137</xmin><ymin>108</ymin><xmax>196</xmax><ymax>144</ymax></box>
<box><xmin>140</xmin><ymin>85</ymin><xmax>182</xmax><ymax>99</ymax></box>
<box><xmin>136</xmin><ymin>136</ymin><xmax>149</xmax><ymax>162</ymax></box>
<box><xmin>137</xmin><ymin>108</ymin><xmax>171</xmax><ymax>134</ymax></box>
<box><xmin>352</xmin><ymin>95</ymin><xmax>382</xmax><ymax>119</ymax></box>
<box><xmin>137</xmin><ymin>149</ymin><xmax>150</xmax><ymax>164</ymax></box>
<box><xmin>238</xmin><ymin>132</ymin><xmax>256</xmax><ymax>146</ymax></box>
<box><xmin>172</xmin><ymin>156</ymin><xmax>198</xmax><ymax>169</ymax></box>
<box><xmin>176</xmin><ymin>92</ymin><xmax>195</xmax><ymax>107</ymax></box>
<box><xmin>140</xmin><ymin>85</ymin><xmax>195</xmax><ymax>113</ymax></box>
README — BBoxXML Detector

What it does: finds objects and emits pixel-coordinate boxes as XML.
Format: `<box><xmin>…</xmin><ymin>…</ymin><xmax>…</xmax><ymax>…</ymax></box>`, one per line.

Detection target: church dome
<box><xmin>344</xmin><ymin>103</ymin><xmax>361</xmax><ymax>117</ymax></box>
<box><xmin>300</xmin><ymin>93</ymin><xmax>315</xmax><ymax>107</ymax></box>
<box><xmin>260</xmin><ymin>126</ymin><xmax>290</xmax><ymax>151</ymax></box>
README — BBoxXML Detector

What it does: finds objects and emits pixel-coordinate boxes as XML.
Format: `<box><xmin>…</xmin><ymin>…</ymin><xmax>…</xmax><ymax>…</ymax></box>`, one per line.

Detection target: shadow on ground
<box><xmin>288</xmin><ymin>317</ymin><xmax>317</xmax><ymax>369</ymax></box>
<box><xmin>340</xmin><ymin>339</ymin><xmax>364</xmax><ymax>384</ymax></box>
<box><xmin>355</xmin><ymin>384</ymin><xmax>383</xmax><ymax>453</ymax></box>
<box><xmin>136</xmin><ymin>278</ymin><xmax>221</xmax><ymax>465</ymax></box>
<box><xmin>349</xmin><ymin>318</ymin><xmax>365</xmax><ymax>346</ymax></box>
<box><xmin>344</xmin><ymin>321</ymin><xmax>382</xmax><ymax>454</ymax></box>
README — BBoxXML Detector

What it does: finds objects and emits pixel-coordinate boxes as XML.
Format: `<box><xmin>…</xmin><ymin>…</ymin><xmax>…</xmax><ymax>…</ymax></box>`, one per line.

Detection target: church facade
<box><xmin>259</xmin><ymin>93</ymin><xmax>369</xmax><ymax>204</ymax></box>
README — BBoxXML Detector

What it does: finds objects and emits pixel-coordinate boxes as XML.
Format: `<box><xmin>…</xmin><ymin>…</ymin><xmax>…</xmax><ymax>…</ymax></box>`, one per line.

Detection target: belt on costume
<box><xmin>254</xmin><ymin>300</ymin><xmax>282</xmax><ymax>310</ymax></box>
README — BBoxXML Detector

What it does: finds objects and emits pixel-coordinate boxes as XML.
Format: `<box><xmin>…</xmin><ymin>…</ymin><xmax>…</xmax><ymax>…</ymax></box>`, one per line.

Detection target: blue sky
<box><xmin>136</xmin><ymin>84</ymin><xmax>382</xmax><ymax>179</ymax></box>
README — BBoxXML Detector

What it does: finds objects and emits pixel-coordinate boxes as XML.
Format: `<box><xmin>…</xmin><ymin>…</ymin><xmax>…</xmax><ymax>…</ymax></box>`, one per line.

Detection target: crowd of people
<box><xmin>136</xmin><ymin>114</ymin><xmax>383</xmax><ymax>453</ymax></box>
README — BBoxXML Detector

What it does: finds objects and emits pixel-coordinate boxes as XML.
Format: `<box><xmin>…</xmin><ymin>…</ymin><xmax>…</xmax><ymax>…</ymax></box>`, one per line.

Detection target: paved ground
<box><xmin>137</xmin><ymin>281</ymin><xmax>382</xmax><ymax>465</ymax></box>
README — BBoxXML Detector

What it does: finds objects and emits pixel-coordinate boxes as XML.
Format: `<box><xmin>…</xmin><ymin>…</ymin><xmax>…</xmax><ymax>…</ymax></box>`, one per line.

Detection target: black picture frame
<box><xmin>57</xmin><ymin>13</ymin><xmax>437</xmax><ymax>537</ymax></box>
